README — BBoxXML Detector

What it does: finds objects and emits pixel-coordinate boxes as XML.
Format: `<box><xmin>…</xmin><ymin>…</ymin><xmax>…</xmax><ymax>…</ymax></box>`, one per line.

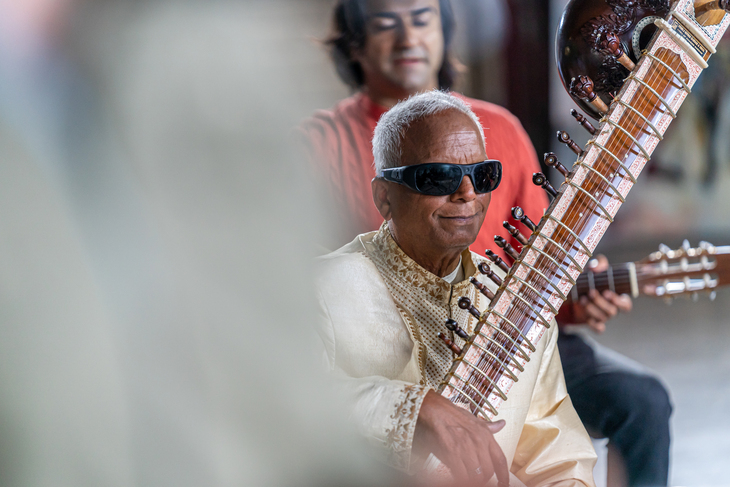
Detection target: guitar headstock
<box><xmin>638</xmin><ymin>240</ymin><xmax>730</xmax><ymax>300</ymax></box>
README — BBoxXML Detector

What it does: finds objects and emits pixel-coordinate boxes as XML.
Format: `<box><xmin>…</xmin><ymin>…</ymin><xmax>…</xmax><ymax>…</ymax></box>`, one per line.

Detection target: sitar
<box><xmin>435</xmin><ymin>0</ymin><xmax>730</xmax><ymax>424</ymax></box>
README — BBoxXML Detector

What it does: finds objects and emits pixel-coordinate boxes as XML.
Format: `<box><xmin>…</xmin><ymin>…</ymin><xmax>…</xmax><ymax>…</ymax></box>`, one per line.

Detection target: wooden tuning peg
<box><xmin>445</xmin><ymin>319</ymin><xmax>471</xmax><ymax>340</ymax></box>
<box><xmin>495</xmin><ymin>235</ymin><xmax>520</xmax><ymax>261</ymax></box>
<box><xmin>601</xmin><ymin>32</ymin><xmax>635</xmax><ymax>71</ymax></box>
<box><xmin>571</xmin><ymin>109</ymin><xmax>597</xmax><ymax>135</ymax></box>
<box><xmin>511</xmin><ymin>206</ymin><xmax>537</xmax><ymax>232</ymax></box>
<box><xmin>478</xmin><ymin>262</ymin><xmax>503</xmax><ymax>286</ymax></box>
<box><xmin>532</xmin><ymin>172</ymin><xmax>558</xmax><ymax>198</ymax></box>
<box><xmin>557</xmin><ymin>130</ymin><xmax>584</xmax><ymax>157</ymax></box>
<box><xmin>438</xmin><ymin>333</ymin><xmax>463</xmax><ymax>355</ymax></box>
<box><xmin>569</xmin><ymin>75</ymin><xmax>609</xmax><ymax>114</ymax></box>
<box><xmin>458</xmin><ymin>296</ymin><xmax>481</xmax><ymax>319</ymax></box>
<box><xmin>470</xmin><ymin>277</ymin><xmax>495</xmax><ymax>300</ymax></box>
<box><xmin>544</xmin><ymin>152</ymin><xmax>570</xmax><ymax>178</ymax></box>
<box><xmin>485</xmin><ymin>249</ymin><xmax>510</xmax><ymax>272</ymax></box>
<box><xmin>501</xmin><ymin>223</ymin><xmax>528</xmax><ymax>246</ymax></box>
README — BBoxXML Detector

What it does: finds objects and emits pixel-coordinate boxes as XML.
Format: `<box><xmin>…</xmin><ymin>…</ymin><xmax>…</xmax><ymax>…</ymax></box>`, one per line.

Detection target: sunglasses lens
<box><xmin>473</xmin><ymin>161</ymin><xmax>501</xmax><ymax>193</ymax></box>
<box><xmin>414</xmin><ymin>164</ymin><xmax>462</xmax><ymax>195</ymax></box>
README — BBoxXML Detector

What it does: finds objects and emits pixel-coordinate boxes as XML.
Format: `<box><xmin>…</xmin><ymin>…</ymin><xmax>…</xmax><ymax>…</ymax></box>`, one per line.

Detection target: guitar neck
<box><xmin>570</xmin><ymin>264</ymin><xmax>639</xmax><ymax>300</ymax></box>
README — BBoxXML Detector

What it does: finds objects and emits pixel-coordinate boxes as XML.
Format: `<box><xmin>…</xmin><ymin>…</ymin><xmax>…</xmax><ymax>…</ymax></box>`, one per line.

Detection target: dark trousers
<box><xmin>558</xmin><ymin>332</ymin><xmax>672</xmax><ymax>487</ymax></box>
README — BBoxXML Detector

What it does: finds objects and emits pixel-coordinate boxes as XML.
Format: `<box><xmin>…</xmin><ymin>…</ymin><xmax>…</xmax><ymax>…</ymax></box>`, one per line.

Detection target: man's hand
<box><xmin>413</xmin><ymin>390</ymin><xmax>509</xmax><ymax>486</ymax></box>
<box><xmin>558</xmin><ymin>255</ymin><xmax>633</xmax><ymax>333</ymax></box>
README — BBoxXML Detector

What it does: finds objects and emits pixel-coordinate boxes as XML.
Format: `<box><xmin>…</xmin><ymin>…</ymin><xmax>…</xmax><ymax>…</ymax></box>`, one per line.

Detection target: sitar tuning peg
<box><xmin>445</xmin><ymin>319</ymin><xmax>471</xmax><ymax>340</ymax></box>
<box><xmin>544</xmin><ymin>152</ymin><xmax>570</xmax><ymax>178</ymax></box>
<box><xmin>600</xmin><ymin>32</ymin><xmax>635</xmax><ymax>71</ymax></box>
<box><xmin>470</xmin><ymin>277</ymin><xmax>495</xmax><ymax>300</ymax></box>
<box><xmin>571</xmin><ymin>109</ymin><xmax>597</xmax><ymax>135</ymax></box>
<box><xmin>458</xmin><ymin>296</ymin><xmax>481</xmax><ymax>320</ymax></box>
<box><xmin>501</xmin><ymin>222</ymin><xmax>528</xmax><ymax>246</ymax></box>
<box><xmin>494</xmin><ymin>235</ymin><xmax>520</xmax><ymax>261</ymax></box>
<box><xmin>438</xmin><ymin>333</ymin><xmax>463</xmax><ymax>355</ymax></box>
<box><xmin>557</xmin><ymin>130</ymin><xmax>585</xmax><ymax>157</ymax></box>
<box><xmin>485</xmin><ymin>249</ymin><xmax>510</xmax><ymax>273</ymax></box>
<box><xmin>511</xmin><ymin>206</ymin><xmax>537</xmax><ymax>232</ymax></box>
<box><xmin>532</xmin><ymin>172</ymin><xmax>558</xmax><ymax>198</ymax></box>
<box><xmin>569</xmin><ymin>75</ymin><xmax>608</xmax><ymax>114</ymax></box>
<box><xmin>478</xmin><ymin>262</ymin><xmax>503</xmax><ymax>287</ymax></box>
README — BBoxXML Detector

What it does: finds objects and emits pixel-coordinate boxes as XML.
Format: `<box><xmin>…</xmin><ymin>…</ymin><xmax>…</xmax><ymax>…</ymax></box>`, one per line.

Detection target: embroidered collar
<box><xmin>367</xmin><ymin>222</ymin><xmax>480</xmax><ymax>304</ymax></box>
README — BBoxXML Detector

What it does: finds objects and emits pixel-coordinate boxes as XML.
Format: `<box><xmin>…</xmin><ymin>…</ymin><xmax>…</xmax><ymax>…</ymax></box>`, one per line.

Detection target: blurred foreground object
<box><xmin>0</xmin><ymin>0</ymin><xmax>387</xmax><ymax>485</ymax></box>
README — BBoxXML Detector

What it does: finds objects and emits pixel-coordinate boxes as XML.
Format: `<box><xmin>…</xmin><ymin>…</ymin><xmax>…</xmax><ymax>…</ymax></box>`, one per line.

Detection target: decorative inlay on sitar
<box><xmin>435</xmin><ymin>0</ymin><xmax>730</xmax><ymax>423</ymax></box>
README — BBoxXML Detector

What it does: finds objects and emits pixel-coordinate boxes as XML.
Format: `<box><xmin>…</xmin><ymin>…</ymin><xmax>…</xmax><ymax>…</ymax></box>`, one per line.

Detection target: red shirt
<box><xmin>299</xmin><ymin>92</ymin><xmax>549</xmax><ymax>260</ymax></box>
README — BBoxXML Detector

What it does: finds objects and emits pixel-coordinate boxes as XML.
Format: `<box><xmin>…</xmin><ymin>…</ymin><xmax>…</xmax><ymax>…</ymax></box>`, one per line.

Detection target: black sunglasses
<box><xmin>379</xmin><ymin>160</ymin><xmax>502</xmax><ymax>196</ymax></box>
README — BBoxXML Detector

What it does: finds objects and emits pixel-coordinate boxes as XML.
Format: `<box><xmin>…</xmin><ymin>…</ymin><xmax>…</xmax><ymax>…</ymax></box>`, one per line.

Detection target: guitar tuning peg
<box><xmin>495</xmin><ymin>235</ymin><xmax>520</xmax><ymax>261</ymax></box>
<box><xmin>663</xmin><ymin>296</ymin><xmax>673</xmax><ymax>305</ymax></box>
<box><xmin>682</xmin><ymin>239</ymin><xmax>691</xmax><ymax>251</ymax></box>
<box><xmin>600</xmin><ymin>32</ymin><xmax>636</xmax><ymax>71</ymax></box>
<box><xmin>458</xmin><ymin>296</ymin><xmax>481</xmax><ymax>320</ymax></box>
<box><xmin>512</xmin><ymin>206</ymin><xmax>537</xmax><ymax>232</ymax></box>
<box><xmin>569</xmin><ymin>75</ymin><xmax>608</xmax><ymax>114</ymax></box>
<box><xmin>658</xmin><ymin>243</ymin><xmax>672</xmax><ymax>254</ymax></box>
<box><xmin>445</xmin><ymin>319</ymin><xmax>471</xmax><ymax>340</ymax></box>
<box><xmin>485</xmin><ymin>249</ymin><xmax>511</xmax><ymax>273</ymax></box>
<box><xmin>571</xmin><ymin>109</ymin><xmax>597</xmax><ymax>135</ymax></box>
<box><xmin>502</xmin><ymin>222</ymin><xmax>528</xmax><ymax>246</ymax></box>
<box><xmin>710</xmin><ymin>291</ymin><xmax>717</xmax><ymax>301</ymax></box>
<box><xmin>470</xmin><ymin>277</ymin><xmax>495</xmax><ymax>300</ymax></box>
<box><xmin>544</xmin><ymin>152</ymin><xmax>570</xmax><ymax>178</ymax></box>
<box><xmin>692</xmin><ymin>292</ymin><xmax>699</xmax><ymax>302</ymax></box>
<box><xmin>532</xmin><ymin>172</ymin><xmax>558</xmax><ymax>198</ymax></box>
<box><xmin>438</xmin><ymin>332</ymin><xmax>463</xmax><ymax>355</ymax></box>
<box><xmin>478</xmin><ymin>262</ymin><xmax>503</xmax><ymax>286</ymax></box>
<box><xmin>699</xmin><ymin>241</ymin><xmax>716</xmax><ymax>254</ymax></box>
<box><xmin>557</xmin><ymin>130</ymin><xmax>585</xmax><ymax>157</ymax></box>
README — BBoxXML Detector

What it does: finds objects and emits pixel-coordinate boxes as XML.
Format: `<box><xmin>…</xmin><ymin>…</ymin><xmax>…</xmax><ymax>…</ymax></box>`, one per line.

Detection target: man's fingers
<box><xmin>586</xmin><ymin>319</ymin><xmax>606</xmax><ymax>334</ymax></box>
<box><xmin>488</xmin><ymin>435</ymin><xmax>510</xmax><ymax>486</ymax></box>
<box><xmin>588</xmin><ymin>254</ymin><xmax>609</xmax><ymax>273</ymax></box>
<box><xmin>588</xmin><ymin>289</ymin><xmax>618</xmax><ymax>317</ymax></box>
<box><xmin>485</xmin><ymin>419</ymin><xmax>506</xmax><ymax>434</ymax></box>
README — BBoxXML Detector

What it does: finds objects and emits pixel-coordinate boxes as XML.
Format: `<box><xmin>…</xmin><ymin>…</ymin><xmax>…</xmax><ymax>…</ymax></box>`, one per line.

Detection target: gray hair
<box><xmin>372</xmin><ymin>90</ymin><xmax>485</xmax><ymax>175</ymax></box>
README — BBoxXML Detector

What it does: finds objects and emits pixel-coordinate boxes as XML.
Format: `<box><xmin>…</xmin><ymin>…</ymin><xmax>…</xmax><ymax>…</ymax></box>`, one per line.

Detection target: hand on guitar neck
<box><xmin>557</xmin><ymin>255</ymin><xmax>633</xmax><ymax>333</ymax></box>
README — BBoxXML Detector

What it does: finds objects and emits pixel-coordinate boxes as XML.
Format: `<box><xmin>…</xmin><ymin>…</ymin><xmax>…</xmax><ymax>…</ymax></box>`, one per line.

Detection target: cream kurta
<box><xmin>316</xmin><ymin>224</ymin><xmax>596</xmax><ymax>486</ymax></box>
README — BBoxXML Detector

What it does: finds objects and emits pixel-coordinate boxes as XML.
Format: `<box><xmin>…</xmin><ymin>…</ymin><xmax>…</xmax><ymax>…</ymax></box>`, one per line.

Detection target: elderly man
<box><xmin>316</xmin><ymin>91</ymin><xmax>596</xmax><ymax>486</ymax></box>
<box><xmin>304</xmin><ymin>1</ymin><xmax>672</xmax><ymax>485</ymax></box>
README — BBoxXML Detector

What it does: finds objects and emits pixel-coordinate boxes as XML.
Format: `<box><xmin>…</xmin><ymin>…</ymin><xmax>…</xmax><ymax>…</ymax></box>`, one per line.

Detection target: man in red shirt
<box><xmin>300</xmin><ymin>1</ymin><xmax>671</xmax><ymax>485</ymax></box>
<box><xmin>299</xmin><ymin>0</ymin><xmax>546</xmax><ymax>261</ymax></box>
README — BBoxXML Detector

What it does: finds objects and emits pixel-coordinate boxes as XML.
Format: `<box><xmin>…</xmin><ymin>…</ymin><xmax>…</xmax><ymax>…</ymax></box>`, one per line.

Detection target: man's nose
<box><xmin>451</xmin><ymin>175</ymin><xmax>477</xmax><ymax>201</ymax></box>
<box><xmin>395</xmin><ymin>20</ymin><xmax>419</xmax><ymax>48</ymax></box>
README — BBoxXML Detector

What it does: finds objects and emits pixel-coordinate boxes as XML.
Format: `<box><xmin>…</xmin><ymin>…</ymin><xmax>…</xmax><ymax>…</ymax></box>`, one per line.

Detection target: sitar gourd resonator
<box><xmin>435</xmin><ymin>0</ymin><xmax>730</xmax><ymax>423</ymax></box>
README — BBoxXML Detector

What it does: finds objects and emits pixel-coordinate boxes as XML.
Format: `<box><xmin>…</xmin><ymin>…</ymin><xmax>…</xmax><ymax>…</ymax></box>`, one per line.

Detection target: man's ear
<box><xmin>372</xmin><ymin>178</ymin><xmax>392</xmax><ymax>221</ymax></box>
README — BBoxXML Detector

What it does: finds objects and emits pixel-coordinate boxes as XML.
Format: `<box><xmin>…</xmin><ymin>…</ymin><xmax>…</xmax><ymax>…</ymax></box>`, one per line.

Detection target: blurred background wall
<box><xmin>0</xmin><ymin>0</ymin><xmax>728</xmax><ymax>485</ymax></box>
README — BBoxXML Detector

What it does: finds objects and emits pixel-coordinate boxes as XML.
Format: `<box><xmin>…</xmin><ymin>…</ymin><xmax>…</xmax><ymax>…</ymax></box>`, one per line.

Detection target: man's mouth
<box><xmin>393</xmin><ymin>57</ymin><xmax>425</xmax><ymax>66</ymax></box>
<box><xmin>441</xmin><ymin>214</ymin><xmax>477</xmax><ymax>222</ymax></box>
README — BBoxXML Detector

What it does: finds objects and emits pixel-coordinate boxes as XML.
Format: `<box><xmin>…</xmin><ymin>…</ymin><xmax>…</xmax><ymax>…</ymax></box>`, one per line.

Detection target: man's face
<box><xmin>385</xmin><ymin>110</ymin><xmax>491</xmax><ymax>259</ymax></box>
<box><xmin>356</xmin><ymin>0</ymin><xmax>444</xmax><ymax>97</ymax></box>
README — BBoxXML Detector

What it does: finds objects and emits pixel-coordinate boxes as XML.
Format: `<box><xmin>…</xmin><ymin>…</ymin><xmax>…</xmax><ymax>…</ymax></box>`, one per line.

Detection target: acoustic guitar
<box><xmin>570</xmin><ymin>241</ymin><xmax>730</xmax><ymax>301</ymax></box>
